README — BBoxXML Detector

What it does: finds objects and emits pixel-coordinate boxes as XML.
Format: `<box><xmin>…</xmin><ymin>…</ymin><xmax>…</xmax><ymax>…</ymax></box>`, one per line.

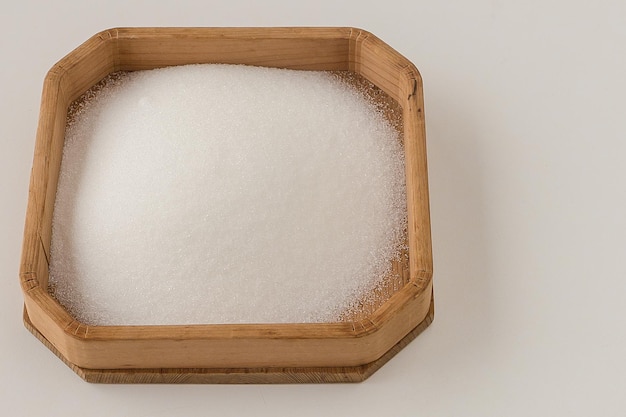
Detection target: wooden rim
<box><xmin>20</xmin><ymin>27</ymin><xmax>433</xmax><ymax>371</ymax></box>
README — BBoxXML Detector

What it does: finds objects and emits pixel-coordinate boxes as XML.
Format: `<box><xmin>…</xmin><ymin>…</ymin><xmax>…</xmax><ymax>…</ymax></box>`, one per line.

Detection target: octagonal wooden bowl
<box><xmin>20</xmin><ymin>27</ymin><xmax>433</xmax><ymax>383</ymax></box>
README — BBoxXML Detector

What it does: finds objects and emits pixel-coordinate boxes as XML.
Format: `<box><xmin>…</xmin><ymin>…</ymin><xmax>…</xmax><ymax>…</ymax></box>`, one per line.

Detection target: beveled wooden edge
<box><xmin>109</xmin><ymin>26</ymin><xmax>357</xmax><ymax>39</ymax></box>
<box><xmin>23</xmin><ymin>293</ymin><xmax>434</xmax><ymax>383</ymax></box>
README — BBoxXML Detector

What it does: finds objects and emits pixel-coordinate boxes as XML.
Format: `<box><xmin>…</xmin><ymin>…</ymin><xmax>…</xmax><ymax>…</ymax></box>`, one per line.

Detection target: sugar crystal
<box><xmin>49</xmin><ymin>64</ymin><xmax>407</xmax><ymax>325</ymax></box>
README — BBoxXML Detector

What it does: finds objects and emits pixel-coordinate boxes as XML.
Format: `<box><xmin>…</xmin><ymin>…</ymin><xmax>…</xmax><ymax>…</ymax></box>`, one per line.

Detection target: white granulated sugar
<box><xmin>49</xmin><ymin>64</ymin><xmax>407</xmax><ymax>325</ymax></box>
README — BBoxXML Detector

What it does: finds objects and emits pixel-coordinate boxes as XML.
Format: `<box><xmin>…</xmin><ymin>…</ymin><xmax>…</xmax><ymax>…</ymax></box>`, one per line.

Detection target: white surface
<box><xmin>51</xmin><ymin>65</ymin><xmax>406</xmax><ymax>325</ymax></box>
<box><xmin>1</xmin><ymin>0</ymin><xmax>625</xmax><ymax>415</ymax></box>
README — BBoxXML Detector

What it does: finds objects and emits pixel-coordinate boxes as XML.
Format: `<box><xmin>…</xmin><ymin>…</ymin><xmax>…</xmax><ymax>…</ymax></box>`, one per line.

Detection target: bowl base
<box><xmin>23</xmin><ymin>295</ymin><xmax>433</xmax><ymax>384</ymax></box>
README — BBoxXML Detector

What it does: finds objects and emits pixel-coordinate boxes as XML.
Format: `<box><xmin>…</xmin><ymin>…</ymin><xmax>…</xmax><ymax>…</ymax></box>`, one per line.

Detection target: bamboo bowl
<box><xmin>20</xmin><ymin>27</ymin><xmax>433</xmax><ymax>383</ymax></box>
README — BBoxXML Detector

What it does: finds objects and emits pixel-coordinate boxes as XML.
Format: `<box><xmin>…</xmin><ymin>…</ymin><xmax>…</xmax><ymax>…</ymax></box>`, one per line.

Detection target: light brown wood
<box><xmin>19</xmin><ymin>27</ymin><xmax>433</xmax><ymax>382</ymax></box>
<box><xmin>24</xmin><ymin>295</ymin><xmax>434</xmax><ymax>383</ymax></box>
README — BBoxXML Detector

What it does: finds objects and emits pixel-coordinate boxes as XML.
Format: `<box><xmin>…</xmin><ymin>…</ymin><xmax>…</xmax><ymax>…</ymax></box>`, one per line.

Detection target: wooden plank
<box><xmin>23</xmin><ymin>295</ymin><xmax>434</xmax><ymax>383</ymax></box>
<box><xmin>113</xmin><ymin>27</ymin><xmax>352</xmax><ymax>71</ymax></box>
<box><xmin>399</xmin><ymin>66</ymin><xmax>433</xmax><ymax>283</ymax></box>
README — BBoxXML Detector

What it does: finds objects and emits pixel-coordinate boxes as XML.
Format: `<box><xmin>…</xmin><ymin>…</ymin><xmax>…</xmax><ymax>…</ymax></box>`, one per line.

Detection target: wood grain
<box><xmin>24</xmin><ymin>295</ymin><xmax>434</xmax><ymax>383</ymax></box>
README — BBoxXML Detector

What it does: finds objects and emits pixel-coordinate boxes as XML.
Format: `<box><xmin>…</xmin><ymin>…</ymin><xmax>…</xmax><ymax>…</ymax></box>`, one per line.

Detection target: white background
<box><xmin>2</xmin><ymin>1</ymin><xmax>625</xmax><ymax>416</ymax></box>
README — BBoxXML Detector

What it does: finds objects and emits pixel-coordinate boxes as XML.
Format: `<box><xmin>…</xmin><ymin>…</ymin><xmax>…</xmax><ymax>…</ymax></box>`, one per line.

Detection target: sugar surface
<box><xmin>49</xmin><ymin>64</ymin><xmax>407</xmax><ymax>325</ymax></box>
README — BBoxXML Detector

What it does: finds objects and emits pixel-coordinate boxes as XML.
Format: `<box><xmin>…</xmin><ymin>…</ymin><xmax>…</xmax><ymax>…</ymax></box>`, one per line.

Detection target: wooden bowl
<box><xmin>20</xmin><ymin>27</ymin><xmax>433</xmax><ymax>383</ymax></box>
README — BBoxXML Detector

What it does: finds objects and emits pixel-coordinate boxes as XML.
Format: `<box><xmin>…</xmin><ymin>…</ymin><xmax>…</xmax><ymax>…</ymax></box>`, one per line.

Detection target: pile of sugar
<box><xmin>49</xmin><ymin>64</ymin><xmax>407</xmax><ymax>325</ymax></box>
